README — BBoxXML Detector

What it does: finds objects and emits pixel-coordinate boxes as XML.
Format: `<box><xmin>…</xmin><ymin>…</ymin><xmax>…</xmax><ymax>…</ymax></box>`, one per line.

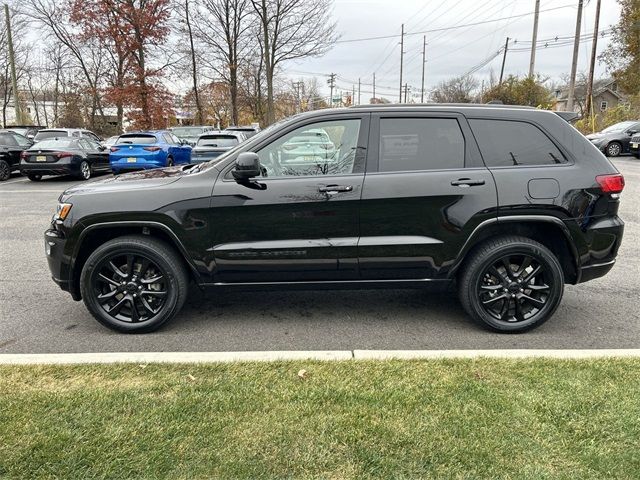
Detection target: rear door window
<box><xmin>469</xmin><ymin>119</ymin><xmax>567</xmax><ymax>167</ymax></box>
<box><xmin>378</xmin><ymin>118</ymin><xmax>465</xmax><ymax>171</ymax></box>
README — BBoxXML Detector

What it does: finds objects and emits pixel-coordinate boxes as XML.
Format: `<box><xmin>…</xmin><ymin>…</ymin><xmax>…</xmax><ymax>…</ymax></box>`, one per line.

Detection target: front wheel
<box><xmin>80</xmin><ymin>235</ymin><xmax>189</xmax><ymax>333</ymax></box>
<box><xmin>458</xmin><ymin>236</ymin><xmax>564</xmax><ymax>333</ymax></box>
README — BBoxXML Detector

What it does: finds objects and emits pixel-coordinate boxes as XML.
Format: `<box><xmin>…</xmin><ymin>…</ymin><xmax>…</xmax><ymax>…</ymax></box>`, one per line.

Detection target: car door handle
<box><xmin>451</xmin><ymin>178</ymin><xmax>486</xmax><ymax>187</ymax></box>
<box><xmin>318</xmin><ymin>184</ymin><xmax>353</xmax><ymax>194</ymax></box>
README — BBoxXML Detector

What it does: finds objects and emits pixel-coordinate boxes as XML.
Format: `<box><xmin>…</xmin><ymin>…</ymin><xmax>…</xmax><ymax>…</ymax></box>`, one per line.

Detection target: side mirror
<box><xmin>628</xmin><ymin>130</ymin><xmax>638</xmax><ymax>136</ymax></box>
<box><xmin>232</xmin><ymin>152</ymin><xmax>261</xmax><ymax>181</ymax></box>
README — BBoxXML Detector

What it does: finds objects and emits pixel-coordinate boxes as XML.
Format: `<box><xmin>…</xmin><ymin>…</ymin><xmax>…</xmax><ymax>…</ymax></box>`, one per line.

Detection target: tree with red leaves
<box><xmin>70</xmin><ymin>0</ymin><xmax>172</xmax><ymax>130</ymax></box>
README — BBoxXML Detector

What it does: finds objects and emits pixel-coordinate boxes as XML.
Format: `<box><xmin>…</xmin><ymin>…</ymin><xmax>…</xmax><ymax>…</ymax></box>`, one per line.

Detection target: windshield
<box><xmin>29</xmin><ymin>139</ymin><xmax>75</xmax><ymax>149</ymax></box>
<box><xmin>117</xmin><ymin>135</ymin><xmax>157</xmax><ymax>144</ymax></box>
<box><xmin>173</xmin><ymin>127</ymin><xmax>205</xmax><ymax>137</ymax></box>
<box><xmin>9</xmin><ymin>128</ymin><xmax>28</xmax><ymax>136</ymax></box>
<box><xmin>197</xmin><ymin>135</ymin><xmax>238</xmax><ymax>147</ymax></box>
<box><xmin>602</xmin><ymin>121</ymin><xmax>636</xmax><ymax>133</ymax></box>
<box><xmin>34</xmin><ymin>130</ymin><xmax>68</xmax><ymax>141</ymax></box>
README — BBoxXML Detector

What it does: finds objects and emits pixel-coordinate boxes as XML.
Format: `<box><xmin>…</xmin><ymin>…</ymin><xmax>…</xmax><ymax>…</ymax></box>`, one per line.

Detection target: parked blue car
<box><xmin>109</xmin><ymin>131</ymin><xmax>191</xmax><ymax>174</ymax></box>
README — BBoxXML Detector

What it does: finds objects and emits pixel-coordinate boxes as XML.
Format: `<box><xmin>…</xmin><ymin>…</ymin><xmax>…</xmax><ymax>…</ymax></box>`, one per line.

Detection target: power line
<box><xmin>333</xmin><ymin>4</ymin><xmax>575</xmax><ymax>44</ymax></box>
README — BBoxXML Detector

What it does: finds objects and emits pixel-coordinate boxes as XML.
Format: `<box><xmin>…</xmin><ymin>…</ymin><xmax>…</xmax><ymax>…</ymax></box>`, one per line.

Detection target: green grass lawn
<box><xmin>1</xmin><ymin>359</ymin><xmax>639</xmax><ymax>479</ymax></box>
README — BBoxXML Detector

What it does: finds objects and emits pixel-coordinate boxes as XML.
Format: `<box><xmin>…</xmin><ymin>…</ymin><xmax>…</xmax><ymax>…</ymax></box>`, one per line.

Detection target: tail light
<box><xmin>110</xmin><ymin>146</ymin><xmax>120</xmax><ymax>152</ymax></box>
<box><xmin>596</xmin><ymin>174</ymin><xmax>625</xmax><ymax>194</ymax></box>
<box><xmin>20</xmin><ymin>151</ymin><xmax>28</xmax><ymax>159</ymax></box>
<box><xmin>143</xmin><ymin>146</ymin><xmax>161</xmax><ymax>152</ymax></box>
<box><xmin>56</xmin><ymin>152</ymin><xmax>74</xmax><ymax>159</ymax></box>
<box><xmin>282</xmin><ymin>144</ymin><xmax>296</xmax><ymax>151</ymax></box>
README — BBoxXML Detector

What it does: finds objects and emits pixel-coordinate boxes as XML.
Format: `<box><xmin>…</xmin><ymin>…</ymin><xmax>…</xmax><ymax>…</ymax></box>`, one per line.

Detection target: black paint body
<box><xmin>45</xmin><ymin>105</ymin><xmax>624</xmax><ymax>300</ymax></box>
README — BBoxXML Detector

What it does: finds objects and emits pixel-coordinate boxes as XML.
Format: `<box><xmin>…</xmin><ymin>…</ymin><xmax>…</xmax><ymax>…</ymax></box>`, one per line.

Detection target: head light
<box><xmin>54</xmin><ymin>203</ymin><xmax>72</xmax><ymax>221</ymax></box>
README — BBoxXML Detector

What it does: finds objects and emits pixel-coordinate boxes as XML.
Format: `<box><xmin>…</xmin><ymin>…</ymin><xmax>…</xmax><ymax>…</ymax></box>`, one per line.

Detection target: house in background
<box><xmin>553</xmin><ymin>79</ymin><xmax>629</xmax><ymax>115</ymax></box>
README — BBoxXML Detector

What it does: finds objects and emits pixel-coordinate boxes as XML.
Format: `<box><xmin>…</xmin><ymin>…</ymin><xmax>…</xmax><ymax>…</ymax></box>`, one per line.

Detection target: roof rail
<box><xmin>349</xmin><ymin>103</ymin><xmax>536</xmax><ymax>109</ymax></box>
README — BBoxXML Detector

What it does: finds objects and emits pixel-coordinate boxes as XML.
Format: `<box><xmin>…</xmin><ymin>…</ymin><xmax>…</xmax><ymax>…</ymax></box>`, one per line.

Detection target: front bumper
<box><xmin>45</xmin><ymin>228</ymin><xmax>79</xmax><ymax>299</ymax></box>
<box><xmin>630</xmin><ymin>140</ymin><xmax>640</xmax><ymax>157</ymax></box>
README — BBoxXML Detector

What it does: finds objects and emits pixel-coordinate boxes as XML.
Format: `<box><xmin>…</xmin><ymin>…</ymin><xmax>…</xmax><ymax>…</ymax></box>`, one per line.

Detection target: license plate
<box><xmin>632</xmin><ymin>143</ymin><xmax>638</xmax><ymax>148</ymax></box>
<box><xmin>36</xmin><ymin>155</ymin><xmax>47</xmax><ymax>162</ymax></box>
<box><xmin>303</xmin><ymin>156</ymin><xmax>316</xmax><ymax>162</ymax></box>
<box><xmin>127</xmin><ymin>157</ymin><xmax>137</xmax><ymax>163</ymax></box>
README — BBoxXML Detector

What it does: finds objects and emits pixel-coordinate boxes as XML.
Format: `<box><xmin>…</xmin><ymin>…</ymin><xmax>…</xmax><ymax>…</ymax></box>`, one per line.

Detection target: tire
<box><xmin>27</xmin><ymin>173</ymin><xmax>42</xmax><ymax>181</ymax></box>
<box><xmin>167</xmin><ymin>156</ymin><xmax>174</xmax><ymax>167</ymax></box>
<box><xmin>78</xmin><ymin>160</ymin><xmax>91</xmax><ymax>180</ymax></box>
<box><xmin>458</xmin><ymin>236</ymin><xmax>564</xmax><ymax>333</ymax></box>
<box><xmin>606</xmin><ymin>142</ymin><xmax>622</xmax><ymax>157</ymax></box>
<box><xmin>80</xmin><ymin>235</ymin><xmax>189</xmax><ymax>333</ymax></box>
<box><xmin>0</xmin><ymin>159</ymin><xmax>10</xmax><ymax>181</ymax></box>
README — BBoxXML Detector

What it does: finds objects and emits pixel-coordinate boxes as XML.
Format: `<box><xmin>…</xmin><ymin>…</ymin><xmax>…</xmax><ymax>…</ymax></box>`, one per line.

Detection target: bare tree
<box><xmin>194</xmin><ymin>0</ymin><xmax>252</xmax><ymax>126</ymax></box>
<box><xmin>430</xmin><ymin>76</ymin><xmax>479</xmax><ymax>103</ymax></box>
<box><xmin>251</xmin><ymin>0</ymin><xmax>336</xmax><ymax>125</ymax></box>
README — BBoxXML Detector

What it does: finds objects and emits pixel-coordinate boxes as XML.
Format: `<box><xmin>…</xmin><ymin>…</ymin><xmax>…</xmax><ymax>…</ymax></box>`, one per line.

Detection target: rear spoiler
<box><xmin>554</xmin><ymin>111</ymin><xmax>580</xmax><ymax>123</ymax></box>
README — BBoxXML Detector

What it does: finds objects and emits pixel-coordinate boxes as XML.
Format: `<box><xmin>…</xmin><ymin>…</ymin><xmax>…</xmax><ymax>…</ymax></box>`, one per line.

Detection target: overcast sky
<box><xmin>285</xmin><ymin>0</ymin><xmax>621</xmax><ymax>102</ymax></box>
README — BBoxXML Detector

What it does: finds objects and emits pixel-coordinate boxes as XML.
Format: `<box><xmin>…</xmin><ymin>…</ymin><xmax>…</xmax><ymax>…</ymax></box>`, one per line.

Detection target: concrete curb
<box><xmin>2</xmin><ymin>349</ymin><xmax>640</xmax><ymax>364</ymax></box>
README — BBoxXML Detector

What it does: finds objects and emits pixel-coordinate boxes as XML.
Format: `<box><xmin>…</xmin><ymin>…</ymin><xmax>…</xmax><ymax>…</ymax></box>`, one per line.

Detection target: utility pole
<box><xmin>292</xmin><ymin>81</ymin><xmax>304</xmax><ymax>113</ymax></box>
<box><xmin>567</xmin><ymin>0</ymin><xmax>584</xmax><ymax>112</ymax></box>
<box><xmin>357</xmin><ymin>78</ymin><xmax>361</xmax><ymax>105</ymax></box>
<box><xmin>403</xmin><ymin>83</ymin><xmax>410</xmax><ymax>103</ymax></box>
<box><xmin>499</xmin><ymin>37</ymin><xmax>510</xmax><ymax>85</ymax></box>
<box><xmin>529</xmin><ymin>0</ymin><xmax>540</xmax><ymax>78</ymax></box>
<box><xmin>372</xmin><ymin>73</ymin><xmax>376</xmax><ymax>103</ymax></box>
<box><xmin>327</xmin><ymin>73</ymin><xmax>336</xmax><ymax>107</ymax></box>
<box><xmin>351</xmin><ymin>85</ymin><xmax>355</xmax><ymax>106</ymax></box>
<box><xmin>5</xmin><ymin>4</ymin><xmax>23</xmax><ymax>125</ymax></box>
<box><xmin>421</xmin><ymin>35</ymin><xmax>426</xmax><ymax>103</ymax></box>
<box><xmin>584</xmin><ymin>0</ymin><xmax>602</xmax><ymax>120</ymax></box>
<box><xmin>399</xmin><ymin>23</ymin><xmax>404</xmax><ymax>103</ymax></box>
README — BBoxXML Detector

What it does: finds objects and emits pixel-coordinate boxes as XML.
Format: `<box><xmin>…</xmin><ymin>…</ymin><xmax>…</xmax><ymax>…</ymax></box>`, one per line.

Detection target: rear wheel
<box><xmin>80</xmin><ymin>235</ymin><xmax>189</xmax><ymax>333</ymax></box>
<box><xmin>78</xmin><ymin>160</ymin><xmax>91</xmax><ymax>180</ymax></box>
<box><xmin>606</xmin><ymin>142</ymin><xmax>622</xmax><ymax>157</ymax></box>
<box><xmin>0</xmin><ymin>159</ymin><xmax>10</xmax><ymax>181</ymax></box>
<box><xmin>458</xmin><ymin>236</ymin><xmax>564</xmax><ymax>333</ymax></box>
<box><xmin>27</xmin><ymin>173</ymin><xmax>42</xmax><ymax>181</ymax></box>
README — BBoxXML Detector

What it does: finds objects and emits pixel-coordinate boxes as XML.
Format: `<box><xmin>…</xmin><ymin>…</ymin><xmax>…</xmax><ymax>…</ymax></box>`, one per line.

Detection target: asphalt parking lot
<box><xmin>1</xmin><ymin>158</ymin><xmax>639</xmax><ymax>354</ymax></box>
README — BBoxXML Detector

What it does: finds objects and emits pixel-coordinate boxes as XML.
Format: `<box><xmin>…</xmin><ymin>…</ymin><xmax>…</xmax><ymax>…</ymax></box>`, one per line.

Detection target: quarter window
<box><xmin>378</xmin><ymin>118</ymin><xmax>465</xmax><ymax>172</ymax></box>
<box><xmin>469</xmin><ymin>119</ymin><xmax>567</xmax><ymax>167</ymax></box>
<box><xmin>256</xmin><ymin>119</ymin><xmax>361</xmax><ymax>177</ymax></box>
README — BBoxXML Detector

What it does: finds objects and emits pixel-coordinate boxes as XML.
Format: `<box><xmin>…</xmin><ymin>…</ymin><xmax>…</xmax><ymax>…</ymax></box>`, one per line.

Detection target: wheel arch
<box><xmin>451</xmin><ymin>216</ymin><xmax>579</xmax><ymax>284</ymax></box>
<box><xmin>70</xmin><ymin>221</ymin><xmax>201</xmax><ymax>300</ymax></box>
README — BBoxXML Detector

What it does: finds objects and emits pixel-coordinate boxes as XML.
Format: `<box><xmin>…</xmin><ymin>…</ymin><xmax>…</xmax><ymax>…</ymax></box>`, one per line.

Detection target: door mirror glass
<box><xmin>627</xmin><ymin>129</ymin><xmax>638</xmax><ymax>136</ymax></box>
<box><xmin>232</xmin><ymin>152</ymin><xmax>261</xmax><ymax>181</ymax></box>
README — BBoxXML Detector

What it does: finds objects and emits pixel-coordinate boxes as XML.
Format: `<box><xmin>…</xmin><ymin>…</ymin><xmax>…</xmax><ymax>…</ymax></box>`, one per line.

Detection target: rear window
<box><xmin>173</xmin><ymin>127</ymin><xmax>204</xmax><ymax>137</ymax></box>
<box><xmin>31</xmin><ymin>139</ymin><xmax>75</xmax><ymax>149</ymax></box>
<box><xmin>117</xmin><ymin>135</ymin><xmax>157</xmax><ymax>145</ymax></box>
<box><xmin>34</xmin><ymin>130</ymin><xmax>68</xmax><ymax>141</ymax></box>
<box><xmin>469</xmin><ymin>119</ymin><xmax>566</xmax><ymax>167</ymax></box>
<box><xmin>378</xmin><ymin>118</ymin><xmax>465</xmax><ymax>171</ymax></box>
<box><xmin>197</xmin><ymin>135</ymin><xmax>239</xmax><ymax>147</ymax></box>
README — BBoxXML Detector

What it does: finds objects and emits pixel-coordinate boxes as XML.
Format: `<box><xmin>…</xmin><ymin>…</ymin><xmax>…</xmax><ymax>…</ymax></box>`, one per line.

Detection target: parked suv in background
<box><xmin>586</xmin><ymin>120</ymin><xmax>640</xmax><ymax>157</ymax></box>
<box><xmin>171</xmin><ymin>126</ymin><xmax>217</xmax><ymax>146</ymax></box>
<box><xmin>33</xmin><ymin>128</ymin><xmax>102</xmax><ymax>144</ymax></box>
<box><xmin>45</xmin><ymin>104</ymin><xmax>624</xmax><ymax>333</ymax></box>
<box><xmin>630</xmin><ymin>132</ymin><xmax>640</xmax><ymax>158</ymax></box>
<box><xmin>0</xmin><ymin>130</ymin><xmax>33</xmax><ymax>180</ymax></box>
<box><xmin>225</xmin><ymin>125</ymin><xmax>261</xmax><ymax>138</ymax></box>
<box><xmin>109</xmin><ymin>131</ymin><xmax>192</xmax><ymax>174</ymax></box>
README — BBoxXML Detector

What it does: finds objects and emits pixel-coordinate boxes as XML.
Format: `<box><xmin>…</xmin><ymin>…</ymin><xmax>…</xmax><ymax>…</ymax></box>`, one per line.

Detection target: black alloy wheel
<box><xmin>0</xmin><ymin>159</ymin><xmax>10</xmax><ymax>181</ymax></box>
<box><xmin>458</xmin><ymin>236</ymin><xmax>564</xmax><ymax>332</ymax></box>
<box><xmin>92</xmin><ymin>253</ymin><xmax>168</xmax><ymax>323</ymax></box>
<box><xmin>80</xmin><ymin>235</ymin><xmax>188</xmax><ymax>333</ymax></box>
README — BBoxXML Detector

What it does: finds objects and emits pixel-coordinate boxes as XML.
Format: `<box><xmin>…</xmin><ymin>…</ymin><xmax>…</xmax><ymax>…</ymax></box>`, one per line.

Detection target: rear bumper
<box><xmin>20</xmin><ymin>158</ymin><xmax>79</xmax><ymax>176</ymax></box>
<box><xmin>110</xmin><ymin>152</ymin><xmax>167</xmax><ymax>172</ymax></box>
<box><xmin>575</xmin><ymin>215</ymin><xmax>624</xmax><ymax>283</ymax></box>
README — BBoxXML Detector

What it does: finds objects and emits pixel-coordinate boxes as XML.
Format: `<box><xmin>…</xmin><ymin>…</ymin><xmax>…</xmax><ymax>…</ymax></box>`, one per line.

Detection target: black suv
<box><xmin>45</xmin><ymin>105</ymin><xmax>625</xmax><ymax>333</ymax></box>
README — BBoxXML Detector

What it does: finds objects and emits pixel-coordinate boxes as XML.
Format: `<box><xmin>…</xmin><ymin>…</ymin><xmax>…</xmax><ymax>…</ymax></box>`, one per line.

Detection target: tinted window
<box><xmin>378</xmin><ymin>118</ymin><xmax>465</xmax><ymax>172</ymax></box>
<box><xmin>117</xmin><ymin>135</ymin><xmax>157</xmax><ymax>145</ymax></box>
<box><xmin>13</xmin><ymin>134</ymin><xmax>31</xmax><ymax>147</ymax></box>
<box><xmin>256</xmin><ymin>119</ymin><xmax>361</xmax><ymax>177</ymax></box>
<box><xmin>197</xmin><ymin>135</ymin><xmax>238</xmax><ymax>147</ymax></box>
<box><xmin>0</xmin><ymin>132</ymin><xmax>18</xmax><ymax>146</ymax></box>
<box><xmin>34</xmin><ymin>130</ymin><xmax>68</xmax><ymax>141</ymax></box>
<box><xmin>78</xmin><ymin>139</ymin><xmax>92</xmax><ymax>150</ymax></box>
<box><xmin>31</xmin><ymin>139</ymin><xmax>75</xmax><ymax>149</ymax></box>
<box><xmin>470</xmin><ymin>119</ymin><xmax>566</xmax><ymax>167</ymax></box>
